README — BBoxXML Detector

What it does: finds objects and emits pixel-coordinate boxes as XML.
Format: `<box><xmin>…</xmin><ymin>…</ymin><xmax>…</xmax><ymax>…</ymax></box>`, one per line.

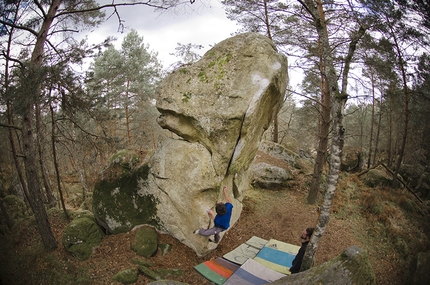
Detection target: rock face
<box><xmin>271</xmin><ymin>246</ymin><xmax>376</xmax><ymax>285</ymax></box>
<box><xmin>150</xmin><ymin>32</ymin><xmax>288</xmax><ymax>256</ymax></box>
<box><xmin>156</xmin><ymin>32</ymin><xmax>288</xmax><ymax>177</ymax></box>
<box><xmin>93</xmin><ymin>32</ymin><xmax>288</xmax><ymax>256</ymax></box>
<box><xmin>92</xmin><ymin>150</ymin><xmax>160</xmax><ymax>234</ymax></box>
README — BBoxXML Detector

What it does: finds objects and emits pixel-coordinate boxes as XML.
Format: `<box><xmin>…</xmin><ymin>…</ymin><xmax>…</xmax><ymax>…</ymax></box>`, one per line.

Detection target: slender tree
<box><xmin>297</xmin><ymin>0</ymin><xmax>366</xmax><ymax>271</ymax></box>
<box><xmin>359</xmin><ymin>0</ymin><xmax>428</xmax><ymax>187</ymax></box>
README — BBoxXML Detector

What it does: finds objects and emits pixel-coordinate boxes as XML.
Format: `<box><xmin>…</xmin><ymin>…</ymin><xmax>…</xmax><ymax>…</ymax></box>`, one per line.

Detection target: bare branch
<box><xmin>0</xmin><ymin>123</ymin><xmax>22</xmax><ymax>131</ymax></box>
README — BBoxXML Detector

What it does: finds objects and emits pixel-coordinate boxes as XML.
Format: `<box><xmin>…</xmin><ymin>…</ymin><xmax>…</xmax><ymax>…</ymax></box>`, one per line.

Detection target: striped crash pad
<box><xmin>223</xmin><ymin>236</ymin><xmax>268</xmax><ymax>265</ymax></box>
<box><xmin>194</xmin><ymin>257</ymin><xmax>240</xmax><ymax>285</ymax></box>
<box><xmin>253</xmin><ymin>238</ymin><xmax>300</xmax><ymax>275</ymax></box>
<box><xmin>223</xmin><ymin>258</ymin><xmax>286</xmax><ymax>285</ymax></box>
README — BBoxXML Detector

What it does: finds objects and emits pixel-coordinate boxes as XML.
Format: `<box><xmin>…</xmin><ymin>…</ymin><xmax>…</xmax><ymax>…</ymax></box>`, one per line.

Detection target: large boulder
<box><xmin>415</xmin><ymin>172</ymin><xmax>430</xmax><ymax>199</ymax></box>
<box><xmin>92</xmin><ymin>150</ymin><xmax>160</xmax><ymax>234</ymax></box>
<box><xmin>361</xmin><ymin>166</ymin><xmax>393</xmax><ymax>188</ymax></box>
<box><xmin>251</xmin><ymin>140</ymin><xmax>313</xmax><ymax>189</ymax></box>
<box><xmin>93</xmin><ymin>32</ymin><xmax>288</xmax><ymax>256</ymax></box>
<box><xmin>258</xmin><ymin>140</ymin><xmax>301</xmax><ymax>168</ymax></box>
<box><xmin>156</xmin><ymin>32</ymin><xmax>288</xmax><ymax>177</ymax></box>
<box><xmin>271</xmin><ymin>246</ymin><xmax>375</xmax><ymax>285</ymax></box>
<box><xmin>252</xmin><ymin>162</ymin><xmax>291</xmax><ymax>189</ymax></box>
<box><xmin>1</xmin><ymin>195</ymin><xmax>28</xmax><ymax>222</ymax></box>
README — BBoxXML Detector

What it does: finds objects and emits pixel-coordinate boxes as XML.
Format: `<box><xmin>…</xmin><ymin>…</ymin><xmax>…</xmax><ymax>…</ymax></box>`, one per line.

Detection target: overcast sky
<box><xmin>86</xmin><ymin>0</ymin><xmax>239</xmax><ymax>68</ymax></box>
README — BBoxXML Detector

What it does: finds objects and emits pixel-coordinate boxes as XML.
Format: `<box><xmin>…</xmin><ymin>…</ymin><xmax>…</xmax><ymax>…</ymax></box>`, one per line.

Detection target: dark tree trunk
<box><xmin>367</xmin><ymin>71</ymin><xmax>376</xmax><ymax>168</ymax></box>
<box><xmin>35</xmin><ymin>102</ymin><xmax>56</xmax><ymax>208</ymax></box>
<box><xmin>22</xmin><ymin>105</ymin><xmax>58</xmax><ymax>251</ymax></box>
<box><xmin>0</xmin><ymin>197</ymin><xmax>14</xmax><ymax>230</ymax></box>
<box><xmin>20</xmin><ymin>0</ymin><xmax>63</xmax><ymax>251</ymax></box>
<box><xmin>308</xmin><ymin>39</ymin><xmax>331</xmax><ymax>204</ymax></box>
<box><xmin>50</xmin><ymin>104</ymin><xmax>70</xmax><ymax>221</ymax></box>
<box><xmin>391</xmin><ymin>28</ymin><xmax>409</xmax><ymax>188</ymax></box>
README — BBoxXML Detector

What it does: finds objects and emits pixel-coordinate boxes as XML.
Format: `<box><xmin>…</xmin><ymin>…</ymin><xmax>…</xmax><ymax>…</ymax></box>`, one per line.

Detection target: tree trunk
<box><xmin>387</xmin><ymin>88</ymin><xmax>393</xmax><ymax>168</ymax></box>
<box><xmin>308</xmin><ymin>36</ymin><xmax>331</xmax><ymax>204</ymax></box>
<box><xmin>0</xmin><ymin>197</ymin><xmax>14</xmax><ymax>230</ymax></box>
<box><xmin>126</xmin><ymin>79</ymin><xmax>132</xmax><ymax>144</ymax></box>
<box><xmin>35</xmin><ymin>102</ymin><xmax>56</xmax><ymax>207</ymax></box>
<box><xmin>21</xmin><ymin>0</ymin><xmax>63</xmax><ymax>251</ymax></box>
<box><xmin>22</xmin><ymin>105</ymin><xmax>58</xmax><ymax>251</ymax></box>
<box><xmin>7</xmin><ymin>103</ymin><xmax>31</xmax><ymax>206</ymax></box>
<box><xmin>372</xmin><ymin>91</ymin><xmax>383</xmax><ymax>165</ymax></box>
<box><xmin>262</xmin><ymin>0</ymin><xmax>279</xmax><ymax>143</ymax></box>
<box><xmin>367</xmin><ymin>70</ymin><xmax>376</xmax><ymax>168</ymax></box>
<box><xmin>50</xmin><ymin>104</ymin><xmax>70</xmax><ymax>221</ymax></box>
<box><xmin>299</xmin><ymin>0</ymin><xmax>365</xmax><ymax>271</ymax></box>
<box><xmin>390</xmin><ymin>27</ymin><xmax>409</xmax><ymax>189</ymax></box>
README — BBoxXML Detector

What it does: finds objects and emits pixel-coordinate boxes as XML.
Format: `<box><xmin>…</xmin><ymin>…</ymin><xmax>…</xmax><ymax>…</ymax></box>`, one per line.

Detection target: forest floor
<box><xmin>1</xmin><ymin>151</ymin><xmax>429</xmax><ymax>285</ymax></box>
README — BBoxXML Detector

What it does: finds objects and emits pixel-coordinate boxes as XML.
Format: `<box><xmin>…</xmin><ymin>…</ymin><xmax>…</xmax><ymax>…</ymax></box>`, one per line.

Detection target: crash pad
<box><xmin>253</xmin><ymin>239</ymin><xmax>300</xmax><ymax>275</ymax></box>
<box><xmin>194</xmin><ymin>257</ymin><xmax>240</xmax><ymax>284</ymax></box>
<box><xmin>223</xmin><ymin>236</ymin><xmax>268</xmax><ymax>265</ymax></box>
<box><xmin>223</xmin><ymin>258</ymin><xmax>286</xmax><ymax>285</ymax></box>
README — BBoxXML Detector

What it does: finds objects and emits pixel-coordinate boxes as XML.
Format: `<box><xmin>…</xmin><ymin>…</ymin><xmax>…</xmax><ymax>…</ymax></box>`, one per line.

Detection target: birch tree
<box><xmin>297</xmin><ymin>0</ymin><xmax>366</xmax><ymax>270</ymax></box>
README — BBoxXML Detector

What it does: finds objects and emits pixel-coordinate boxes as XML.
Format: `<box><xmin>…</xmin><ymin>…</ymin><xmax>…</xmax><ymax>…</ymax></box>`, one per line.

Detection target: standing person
<box><xmin>290</xmin><ymin>227</ymin><xmax>314</xmax><ymax>274</ymax></box>
<box><xmin>193</xmin><ymin>186</ymin><xmax>233</xmax><ymax>243</ymax></box>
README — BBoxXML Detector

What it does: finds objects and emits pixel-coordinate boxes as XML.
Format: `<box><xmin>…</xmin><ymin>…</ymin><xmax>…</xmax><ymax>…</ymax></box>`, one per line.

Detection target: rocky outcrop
<box><xmin>258</xmin><ymin>140</ymin><xmax>302</xmax><ymax>168</ymax></box>
<box><xmin>252</xmin><ymin>162</ymin><xmax>291</xmax><ymax>189</ymax></box>
<box><xmin>361</xmin><ymin>166</ymin><xmax>393</xmax><ymax>188</ymax></box>
<box><xmin>251</xmin><ymin>140</ymin><xmax>313</xmax><ymax>189</ymax></box>
<box><xmin>92</xmin><ymin>150</ymin><xmax>160</xmax><ymax>234</ymax></box>
<box><xmin>93</xmin><ymin>32</ymin><xmax>288</xmax><ymax>256</ymax></box>
<box><xmin>271</xmin><ymin>246</ymin><xmax>375</xmax><ymax>285</ymax></box>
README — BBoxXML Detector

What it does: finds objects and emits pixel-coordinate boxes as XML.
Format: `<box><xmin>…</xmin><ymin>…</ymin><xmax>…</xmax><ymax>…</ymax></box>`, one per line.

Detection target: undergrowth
<box><xmin>334</xmin><ymin>173</ymin><xmax>430</xmax><ymax>275</ymax></box>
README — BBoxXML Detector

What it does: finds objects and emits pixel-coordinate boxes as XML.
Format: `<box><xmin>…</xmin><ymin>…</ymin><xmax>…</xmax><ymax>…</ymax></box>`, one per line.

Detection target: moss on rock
<box><xmin>362</xmin><ymin>167</ymin><xmax>392</xmax><ymax>188</ymax></box>
<box><xmin>62</xmin><ymin>216</ymin><xmax>105</xmax><ymax>261</ymax></box>
<box><xmin>131</xmin><ymin>226</ymin><xmax>158</xmax><ymax>258</ymax></box>
<box><xmin>2</xmin><ymin>195</ymin><xmax>28</xmax><ymax>222</ymax></box>
<box><xmin>112</xmin><ymin>268</ymin><xmax>139</xmax><ymax>284</ymax></box>
<box><xmin>93</xmin><ymin>159</ymin><xmax>162</xmax><ymax>234</ymax></box>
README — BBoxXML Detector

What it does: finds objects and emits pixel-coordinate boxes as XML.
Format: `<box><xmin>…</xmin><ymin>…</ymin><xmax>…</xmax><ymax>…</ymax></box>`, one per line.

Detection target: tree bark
<box><xmin>390</xmin><ymin>25</ymin><xmax>409</xmax><ymax>189</ymax></box>
<box><xmin>36</xmin><ymin>102</ymin><xmax>57</xmax><ymax>208</ymax></box>
<box><xmin>367</xmin><ymin>70</ymin><xmax>375</xmax><ymax>168</ymax></box>
<box><xmin>308</xmin><ymin>36</ymin><xmax>331</xmax><ymax>204</ymax></box>
<box><xmin>387</xmin><ymin>87</ymin><xmax>394</xmax><ymax>168</ymax></box>
<box><xmin>4</xmin><ymin>11</ymin><xmax>31</xmax><ymax>209</ymax></box>
<box><xmin>50</xmin><ymin>104</ymin><xmax>70</xmax><ymax>221</ymax></box>
<box><xmin>22</xmin><ymin>105</ymin><xmax>58</xmax><ymax>251</ymax></box>
<box><xmin>0</xmin><ymin>197</ymin><xmax>14</xmax><ymax>230</ymax></box>
<box><xmin>262</xmin><ymin>0</ymin><xmax>279</xmax><ymax>143</ymax></box>
<box><xmin>299</xmin><ymin>0</ymin><xmax>366</xmax><ymax>271</ymax></box>
<box><xmin>372</xmin><ymin>90</ymin><xmax>383</xmax><ymax>165</ymax></box>
<box><xmin>21</xmin><ymin>0</ymin><xmax>64</xmax><ymax>251</ymax></box>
